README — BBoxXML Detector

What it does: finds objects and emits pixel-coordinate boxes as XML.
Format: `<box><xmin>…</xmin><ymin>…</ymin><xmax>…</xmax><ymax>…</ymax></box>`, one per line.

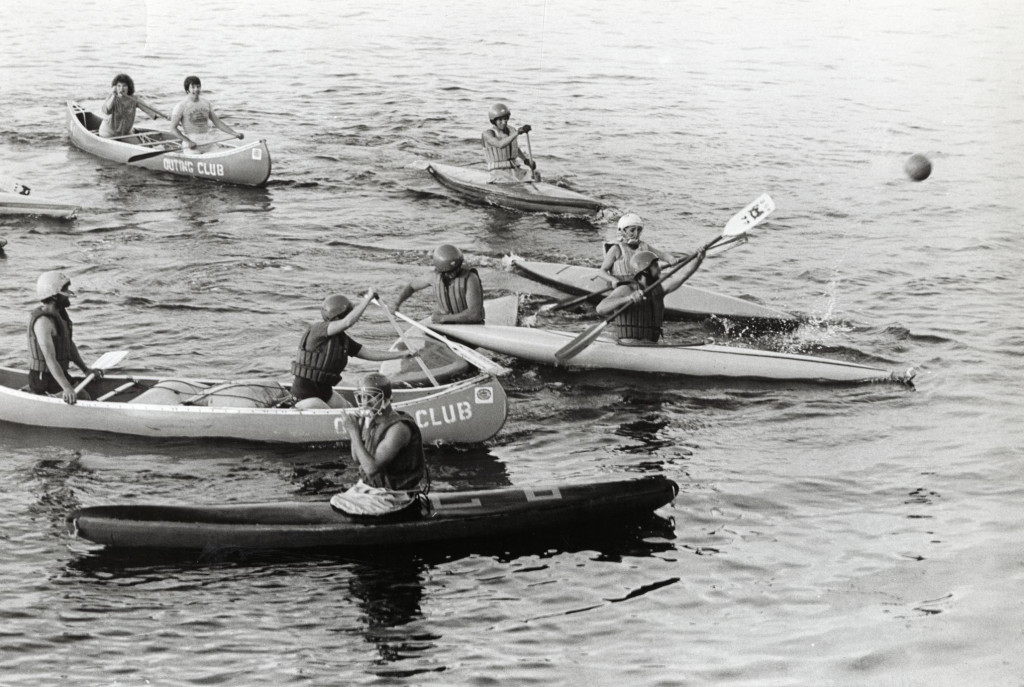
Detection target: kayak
<box><xmin>427</xmin><ymin>162</ymin><xmax>604</xmax><ymax>216</ymax></box>
<box><xmin>66</xmin><ymin>475</ymin><xmax>678</xmax><ymax>550</ymax></box>
<box><xmin>0</xmin><ymin>191</ymin><xmax>80</xmax><ymax>219</ymax></box>
<box><xmin>429</xmin><ymin>322</ymin><xmax>913</xmax><ymax>384</ymax></box>
<box><xmin>511</xmin><ymin>256</ymin><xmax>798</xmax><ymax>326</ymax></box>
<box><xmin>66</xmin><ymin>101</ymin><xmax>271</xmax><ymax>187</ymax></box>
<box><xmin>379</xmin><ymin>295</ymin><xmax>522</xmax><ymax>386</ymax></box>
<box><xmin>0</xmin><ymin>367</ymin><xmax>506</xmax><ymax>445</ymax></box>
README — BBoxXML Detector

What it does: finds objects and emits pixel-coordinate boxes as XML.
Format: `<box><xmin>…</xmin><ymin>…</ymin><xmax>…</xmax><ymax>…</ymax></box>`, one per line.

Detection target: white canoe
<box><xmin>66</xmin><ymin>101</ymin><xmax>271</xmax><ymax>187</ymax></box>
<box><xmin>511</xmin><ymin>256</ymin><xmax>797</xmax><ymax>325</ymax></box>
<box><xmin>427</xmin><ymin>162</ymin><xmax>604</xmax><ymax>216</ymax></box>
<box><xmin>428</xmin><ymin>323</ymin><xmax>912</xmax><ymax>384</ymax></box>
<box><xmin>0</xmin><ymin>367</ymin><xmax>507</xmax><ymax>444</ymax></box>
<box><xmin>0</xmin><ymin>191</ymin><xmax>80</xmax><ymax>219</ymax></box>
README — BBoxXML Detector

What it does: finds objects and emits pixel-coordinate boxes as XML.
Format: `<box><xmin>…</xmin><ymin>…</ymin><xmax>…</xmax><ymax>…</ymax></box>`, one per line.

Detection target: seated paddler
<box><xmin>392</xmin><ymin>244</ymin><xmax>485</xmax><ymax>324</ymax></box>
<box><xmin>291</xmin><ymin>291</ymin><xmax>412</xmax><ymax>409</ymax></box>
<box><xmin>598</xmin><ymin>213</ymin><xmax>676</xmax><ymax>286</ymax></box>
<box><xmin>330</xmin><ymin>372</ymin><xmax>430</xmax><ymax>517</ymax></box>
<box><xmin>480</xmin><ymin>102</ymin><xmax>536</xmax><ymax>183</ymax></box>
<box><xmin>595</xmin><ymin>249</ymin><xmax>704</xmax><ymax>344</ymax></box>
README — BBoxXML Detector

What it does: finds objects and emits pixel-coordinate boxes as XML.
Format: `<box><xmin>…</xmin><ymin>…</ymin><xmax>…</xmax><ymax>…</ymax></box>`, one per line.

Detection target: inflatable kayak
<box><xmin>427</xmin><ymin>162</ymin><xmax>604</xmax><ymax>216</ymax></box>
<box><xmin>66</xmin><ymin>475</ymin><xmax>678</xmax><ymax>550</ymax></box>
<box><xmin>429</xmin><ymin>322</ymin><xmax>913</xmax><ymax>384</ymax></box>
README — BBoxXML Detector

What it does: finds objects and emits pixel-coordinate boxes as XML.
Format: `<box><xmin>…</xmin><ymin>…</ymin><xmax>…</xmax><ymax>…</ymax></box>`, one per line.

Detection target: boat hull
<box><xmin>430</xmin><ymin>323</ymin><xmax>907</xmax><ymax>384</ymax></box>
<box><xmin>511</xmin><ymin>256</ymin><xmax>797</xmax><ymax>325</ymax></box>
<box><xmin>66</xmin><ymin>475</ymin><xmax>678</xmax><ymax>550</ymax></box>
<box><xmin>0</xmin><ymin>367</ymin><xmax>506</xmax><ymax>445</ymax></box>
<box><xmin>66</xmin><ymin>101</ymin><xmax>271</xmax><ymax>187</ymax></box>
<box><xmin>0</xmin><ymin>192</ymin><xmax>80</xmax><ymax>219</ymax></box>
<box><xmin>428</xmin><ymin>162</ymin><xmax>603</xmax><ymax>216</ymax></box>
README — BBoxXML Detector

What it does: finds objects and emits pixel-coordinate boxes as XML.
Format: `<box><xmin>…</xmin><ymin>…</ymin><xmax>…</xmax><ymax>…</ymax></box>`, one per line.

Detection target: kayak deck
<box><xmin>427</xmin><ymin>162</ymin><xmax>604</xmax><ymax>216</ymax></box>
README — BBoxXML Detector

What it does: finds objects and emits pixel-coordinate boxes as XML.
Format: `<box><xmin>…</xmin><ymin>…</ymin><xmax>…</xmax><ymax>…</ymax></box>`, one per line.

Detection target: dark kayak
<box><xmin>67</xmin><ymin>475</ymin><xmax>678</xmax><ymax>550</ymax></box>
<box><xmin>427</xmin><ymin>162</ymin><xmax>604</xmax><ymax>216</ymax></box>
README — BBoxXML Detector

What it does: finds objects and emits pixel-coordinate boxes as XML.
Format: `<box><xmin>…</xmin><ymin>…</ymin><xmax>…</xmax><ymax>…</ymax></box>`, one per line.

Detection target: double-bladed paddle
<box><xmin>127</xmin><ymin>136</ymin><xmax>239</xmax><ymax>163</ymax></box>
<box><xmin>553</xmin><ymin>194</ymin><xmax>776</xmax><ymax>363</ymax></box>
<box><xmin>390</xmin><ymin>310</ymin><xmax>512</xmax><ymax>377</ymax></box>
<box><xmin>373</xmin><ymin>299</ymin><xmax>440</xmax><ymax>387</ymax></box>
<box><xmin>74</xmin><ymin>350</ymin><xmax>129</xmax><ymax>394</ymax></box>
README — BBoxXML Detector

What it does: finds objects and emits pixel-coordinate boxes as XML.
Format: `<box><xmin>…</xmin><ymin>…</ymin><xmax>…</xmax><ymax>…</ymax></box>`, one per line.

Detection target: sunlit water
<box><xmin>1</xmin><ymin>0</ymin><xmax>1022</xmax><ymax>684</ymax></box>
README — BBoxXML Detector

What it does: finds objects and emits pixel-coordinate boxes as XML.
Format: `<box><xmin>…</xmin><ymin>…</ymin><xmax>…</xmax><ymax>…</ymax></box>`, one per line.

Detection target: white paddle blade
<box><xmin>391</xmin><ymin>310</ymin><xmax>512</xmax><ymax>377</ymax></box>
<box><xmin>723</xmin><ymin>193</ymin><xmax>775</xmax><ymax>237</ymax></box>
<box><xmin>92</xmin><ymin>350</ymin><xmax>129</xmax><ymax>370</ymax></box>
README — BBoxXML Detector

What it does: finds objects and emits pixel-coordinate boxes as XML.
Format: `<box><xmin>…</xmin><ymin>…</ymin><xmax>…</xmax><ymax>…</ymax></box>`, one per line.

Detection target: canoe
<box><xmin>66</xmin><ymin>475</ymin><xmax>678</xmax><ymax>550</ymax></box>
<box><xmin>379</xmin><ymin>295</ymin><xmax>521</xmax><ymax>386</ymax></box>
<box><xmin>0</xmin><ymin>367</ymin><xmax>506</xmax><ymax>445</ymax></box>
<box><xmin>0</xmin><ymin>191</ymin><xmax>80</xmax><ymax>219</ymax></box>
<box><xmin>428</xmin><ymin>322</ymin><xmax>913</xmax><ymax>384</ymax></box>
<box><xmin>66</xmin><ymin>101</ymin><xmax>271</xmax><ymax>187</ymax></box>
<box><xmin>427</xmin><ymin>162</ymin><xmax>604</xmax><ymax>216</ymax></box>
<box><xmin>511</xmin><ymin>256</ymin><xmax>798</xmax><ymax>326</ymax></box>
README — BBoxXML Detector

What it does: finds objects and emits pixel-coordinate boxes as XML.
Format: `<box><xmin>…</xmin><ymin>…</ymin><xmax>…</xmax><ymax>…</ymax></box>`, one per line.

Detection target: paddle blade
<box><xmin>92</xmin><ymin>350</ymin><xmax>129</xmax><ymax>370</ymax></box>
<box><xmin>723</xmin><ymin>193</ymin><xmax>775</xmax><ymax>237</ymax></box>
<box><xmin>554</xmin><ymin>320</ymin><xmax>610</xmax><ymax>363</ymax></box>
<box><xmin>127</xmin><ymin>147</ymin><xmax>179</xmax><ymax>163</ymax></box>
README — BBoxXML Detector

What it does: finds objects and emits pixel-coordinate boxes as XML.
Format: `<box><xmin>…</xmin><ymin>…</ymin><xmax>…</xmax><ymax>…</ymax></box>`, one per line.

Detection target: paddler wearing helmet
<box><xmin>598</xmin><ymin>213</ymin><xmax>677</xmax><ymax>286</ymax></box>
<box><xmin>27</xmin><ymin>270</ymin><xmax>98</xmax><ymax>405</ymax></box>
<box><xmin>595</xmin><ymin>247</ymin><xmax>705</xmax><ymax>344</ymax></box>
<box><xmin>391</xmin><ymin>244</ymin><xmax>484</xmax><ymax>324</ymax></box>
<box><xmin>290</xmin><ymin>290</ymin><xmax>413</xmax><ymax>409</ymax></box>
<box><xmin>481</xmin><ymin>102</ymin><xmax>537</xmax><ymax>183</ymax></box>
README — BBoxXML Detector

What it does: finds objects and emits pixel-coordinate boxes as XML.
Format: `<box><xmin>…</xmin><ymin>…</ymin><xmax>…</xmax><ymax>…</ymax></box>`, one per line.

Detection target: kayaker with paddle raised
<box><xmin>595</xmin><ymin>250</ymin><xmax>704</xmax><ymax>344</ymax></box>
<box><xmin>481</xmin><ymin>102</ymin><xmax>537</xmax><ymax>183</ymax></box>
<box><xmin>291</xmin><ymin>291</ymin><xmax>413</xmax><ymax>409</ymax></box>
<box><xmin>392</xmin><ymin>244</ymin><xmax>485</xmax><ymax>324</ymax></box>
<box><xmin>169</xmin><ymin>75</ymin><xmax>244</xmax><ymax>150</ymax></box>
<box><xmin>27</xmin><ymin>271</ymin><xmax>100</xmax><ymax>404</ymax></box>
<box><xmin>330</xmin><ymin>372</ymin><xmax>429</xmax><ymax>518</ymax></box>
<box><xmin>598</xmin><ymin>213</ymin><xmax>676</xmax><ymax>286</ymax></box>
<box><xmin>98</xmin><ymin>73</ymin><xmax>168</xmax><ymax>139</ymax></box>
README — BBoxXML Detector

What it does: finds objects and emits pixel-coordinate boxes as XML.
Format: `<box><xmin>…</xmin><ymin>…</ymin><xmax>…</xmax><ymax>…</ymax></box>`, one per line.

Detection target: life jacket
<box><xmin>482</xmin><ymin>125</ymin><xmax>519</xmax><ymax>170</ymax></box>
<box><xmin>290</xmin><ymin>324</ymin><xmax>351</xmax><ymax>385</ymax></box>
<box><xmin>614</xmin><ymin>281</ymin><xmax>665</xmax><ymax>342</ymax></box>
<box><xmin>359</xmin><ymin>411</ymin><xmax>427</xmax><ymax>491</ymax></box>
<box><xmin>605</xmin><ymin>240</ymin><xmax>654</xmax><ymax>280</ymax></box>
<box><xmin>433</xmin><ymin>267</ymin><xmax>482</xmax><ymax>322</ymax></box>
<box><xmin>27</xmin><ymin>307</ymin><xmax>73</xmax><ymax>373</ymax></box>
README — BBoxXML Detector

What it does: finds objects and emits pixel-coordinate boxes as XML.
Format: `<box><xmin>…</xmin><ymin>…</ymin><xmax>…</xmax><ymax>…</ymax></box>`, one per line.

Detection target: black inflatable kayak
<box><xmin>67</xmin><ymin>475</ymin><xmax>677</xmax><ymax>550</ymax></box>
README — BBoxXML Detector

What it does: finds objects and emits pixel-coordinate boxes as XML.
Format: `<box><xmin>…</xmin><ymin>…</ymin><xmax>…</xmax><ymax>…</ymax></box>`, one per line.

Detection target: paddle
<box><xmin>390</xmin><ymin>310</ymin><xmax>512</xmax><ymax>377</ymax></box>
<box><xmin>74</xmin><ymin>350</ymin><xmax>129</xmax><ymax>395</ymax></box>
<box><xmin>523</xmin><ymin>131</ymin><xmax>541</xmax><ymax>182</ymax></box>
<box><xmin>553</xmin><ymin>194</ymin><xmax>776</xmax><ymax>363</ymax></box>
<box><xmin>373</xmin><ymin>299</ymin><xmax>440</xmax><ymax>387</ymax></box>
<box><xmin>127</xmin><ymin>136</ymin><xmax>237</xmax><ymax>163</ymax></box>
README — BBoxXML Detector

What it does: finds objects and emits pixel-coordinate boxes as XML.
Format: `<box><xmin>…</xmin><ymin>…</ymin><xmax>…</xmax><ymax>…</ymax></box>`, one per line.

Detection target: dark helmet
<box><xmin>629</xmin><ymin>250</ymin><xmax>659</xmax><ymax>276</ymax></box>
<box><xmin>432</xmin><ymin>244</ymin><xmax>464</xmax><ymax>273</ymax></box>
<box><xmin>356</xmin><ymin>372</ymin><xmax>393</xmax><ymax>415</ymax></box>
<box><xmin>488</xmin><ymin>102</ymin><xmax>511</xmax><ymax>123</ymax></box>
<box><xmin>321</xmin><ymin>294</ymin><xmax>353</xmax><ymax>321</ymax></box>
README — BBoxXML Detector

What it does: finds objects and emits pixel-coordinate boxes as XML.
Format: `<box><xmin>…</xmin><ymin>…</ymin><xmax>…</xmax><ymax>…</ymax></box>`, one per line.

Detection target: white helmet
<box><xmin>37</xmin><ymin>271</ymin><xmax>75</xmax><ymax>301</ymax></box>
<box><xmin>617</xmin><ymin>213</ymin><xmax>643</xmax><ymax>232</ymax></box>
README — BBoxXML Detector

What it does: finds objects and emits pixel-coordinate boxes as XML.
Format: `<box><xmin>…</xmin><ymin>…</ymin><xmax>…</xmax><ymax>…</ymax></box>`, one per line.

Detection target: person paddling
<box><xmin>598</xmin><ymin>213</ymin><xmax>676</xmax><ymax>286</ymax></box>
<box><xmin>27</xmin><ymin>271</ymin><xmax>101</xmax><ymax>404</ymax></box>
<box><xmin>169</xmin><ymin>75</ymin><xmax>244</xmax><ymax>150</ymax></box>
<box><xmin>290</xmin><ymin>291</ymin><xmax>412</xmax><ymax>409</ymax></box>
<box><xmin>98</xmin><ymin>73</ymin><xmax>168</xmax><ymax>139</ymax></box>
<box><xmin>595</xmin><ymin>250</ymin><xmax>704</xmax><ymax>344</ymax></box>
<box><xmin>392</xmin><ymin>244</ymin><xmax>485</xmax><ymax>324</ymax></box>
<box><xmin>481</xmin><ymin>102</ymin><xmax>536</xmax><ymax>183</ymax></box>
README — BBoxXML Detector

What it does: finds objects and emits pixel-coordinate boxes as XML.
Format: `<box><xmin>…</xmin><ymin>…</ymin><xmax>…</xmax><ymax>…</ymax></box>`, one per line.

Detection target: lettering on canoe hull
<box><xmin>163</xmin><ymin>158</ymin><xmax>226</xmax><ymax>177</ymax></box>
<box><xmin>330</xmin><ymin>392</ymin><xmax>493</xmax><ymax>435</ymax></box>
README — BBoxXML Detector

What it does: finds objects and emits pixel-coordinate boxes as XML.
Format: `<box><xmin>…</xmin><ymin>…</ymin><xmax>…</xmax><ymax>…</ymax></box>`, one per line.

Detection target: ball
<box><xmin>904</xmin><ymin>153</ymin><xmax>932</xmax><ymax>182</ymax></box>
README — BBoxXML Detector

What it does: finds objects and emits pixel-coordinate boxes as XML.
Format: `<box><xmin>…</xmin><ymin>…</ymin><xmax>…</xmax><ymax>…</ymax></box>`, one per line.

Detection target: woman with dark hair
<box><xmin>98</xmin><ymin>73</ymin><xmax>168</xmax><ymax>138</ymax></box>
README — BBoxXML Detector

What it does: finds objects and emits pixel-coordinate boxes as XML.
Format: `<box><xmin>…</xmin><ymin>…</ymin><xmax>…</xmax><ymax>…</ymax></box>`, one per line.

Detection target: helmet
<box><xmin>37</xmin><ymin>271</ymin><xmax>75</xmax><ymax>301</ymax></box>
<box><xmin>432</xmin><ymin>244</ymin><xmax>464</xmax><ymax>273</ymax></box>
<box><xmin>617</xmin><ymin>213</ymin><xmax>644</xmax><ymax>232</ymax></box>
<box><xmin>629</xmin><ymin>250</ymin><xmax>659</xmax><ymax>275</ymax></box>
<box><xmin>488</xmin><ymin>102</ymin><xmax>511</xmax><ymax>123</ymax></box>
<box><xmin>355</xmin><ymin>372</ymin><xmax>393</xmax><ymax>416</ymax></box>
<box><xmin>320</xmin><ymin>294</ymin><xmax>353</xmax><ymax>321</ymax></box>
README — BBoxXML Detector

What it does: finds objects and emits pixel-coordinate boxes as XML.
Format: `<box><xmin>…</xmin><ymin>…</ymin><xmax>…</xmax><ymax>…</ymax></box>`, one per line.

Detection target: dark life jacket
<box><xmin>359</xmin><ymin>411</ymin><xmax>427</xmax><ymax>491</ymax></box>
<box><xmin>614</xmin><ymin>281</ymin><xmax>665</xmax><ymax>342</ymax></box>
<box><xmin>27</xmin><ymin>307</ymin><xmax>73</xmax><ymax>373</ymax></box>
<box><xmin>433</xmin><ymin>267</ymin><xmax>482</xmax><ymax>322</ymax></box>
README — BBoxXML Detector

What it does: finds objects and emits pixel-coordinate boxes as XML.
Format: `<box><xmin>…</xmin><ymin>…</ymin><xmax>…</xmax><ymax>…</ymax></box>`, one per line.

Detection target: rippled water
<box><xmin>1</xmin><ymin>0</ymin><xmax>1023</xmax><ymax>684</ymax></box>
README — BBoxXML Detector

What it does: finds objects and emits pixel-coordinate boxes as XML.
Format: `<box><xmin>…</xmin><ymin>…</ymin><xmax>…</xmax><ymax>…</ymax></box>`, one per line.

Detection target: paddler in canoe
<box><xmin>595</xmin><ymin>250</ymin><xmax>705</xmax><ymax>344</ymax></box>
<box><xmin>330</xmin><ymin>372</ymin><xmax>430</xmax><ymax>518</ymax></box>
<box><xmin>598</xmin><ymin>213</ymin><xmax>677</xmax><ymax>286</ymax></box>
<box><xmin>392</xmin><ymin>244</ymin><xmax>485</xmax><ymax>324</ymax></box>
<box><xmin>481</xmin><ymin>102</ymin><xmax>538</xmax><ymax>183</ymax></box>
<box><xmin>98</xmin><ymin>73</ymin><xmax>169</xmax><ymax>139</ymax></box>
<box><xmin>291</xmin><ymin>291</ymin><xmax>414</xmax><ymax>409</ymax></box>
<box><xmin>170</xmin><ymin>75</ymin><xmax>245</xmax><ymax>151</ymax></box>
<box><xmin>26</xmin><ymin>271</ymin><xmax>102</xmax><ymax>404</ymax></box>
